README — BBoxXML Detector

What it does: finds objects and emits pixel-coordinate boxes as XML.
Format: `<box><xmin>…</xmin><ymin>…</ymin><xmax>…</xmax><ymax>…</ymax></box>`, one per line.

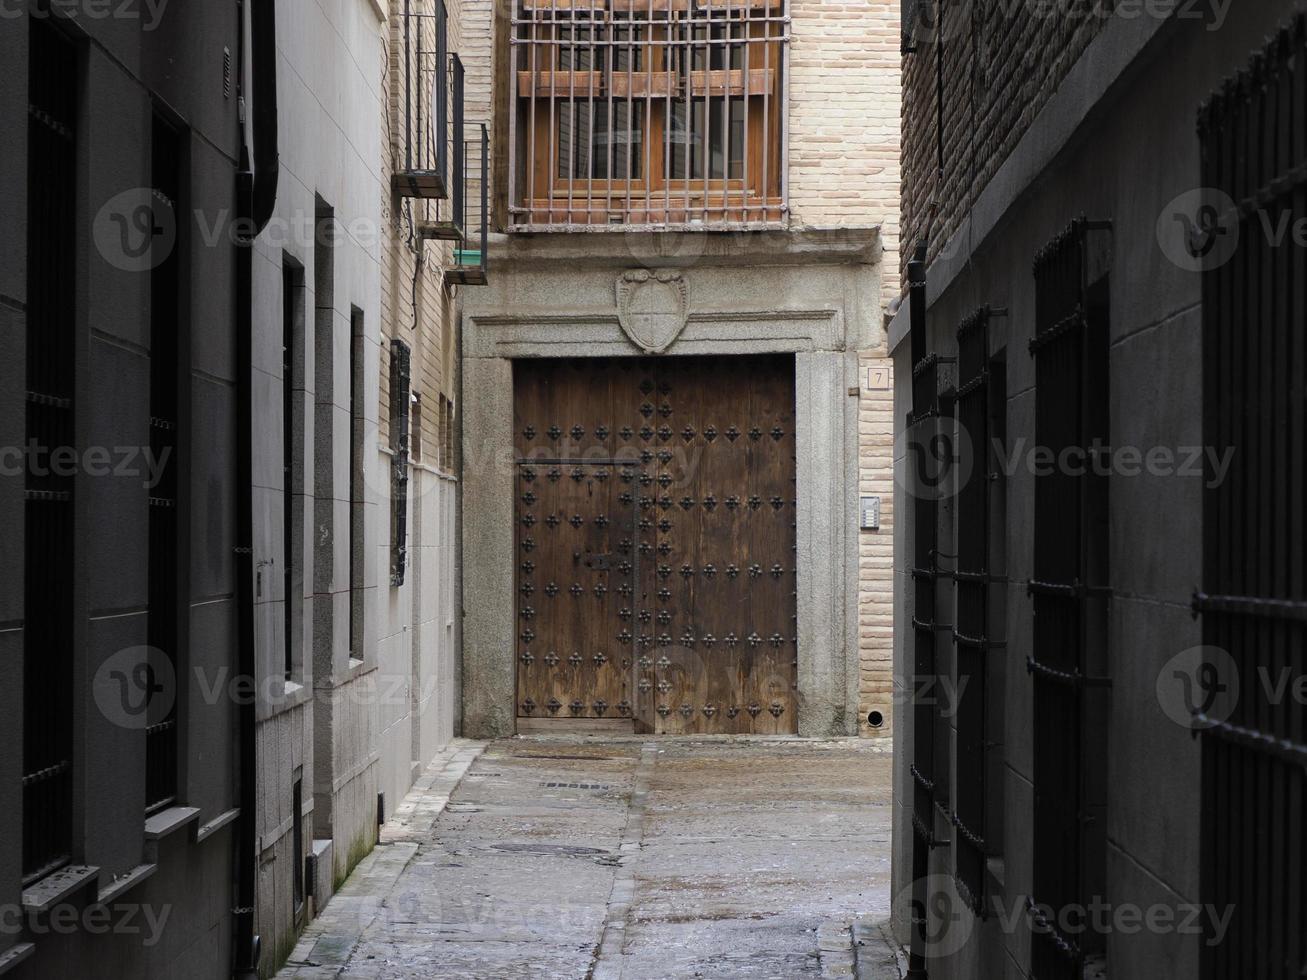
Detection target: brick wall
<box><xmin>857</xmin><ymin>355</ymin><xmax>894</xmax><ymax>735</ymax></box>
<box><xmin>787</xmin><ymin>0</ymin><xmax>899</xmax><ymax>735</ymax></box>
<box><xmin>789</xmin><ymin>0</ymin><xmax>901</xmax><ymax>275</ymax></box>
<box><xmin>900</xmin><ymin>3</ymin><xmax>1109</xmax><ymax>286</ymax></box>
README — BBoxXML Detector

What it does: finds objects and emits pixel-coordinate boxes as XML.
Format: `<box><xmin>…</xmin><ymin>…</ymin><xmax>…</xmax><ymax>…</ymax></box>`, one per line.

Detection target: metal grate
<box><xmin>23</xmin><ymin>17</ymin><xmax>77</xmax><ymax>885</ymax></box>
<box><xmin>1197</xmin><ymin>17</ymin><xmax>1307</xmax><ymax>978</ymax></box>
<box><xmin>903</xmin><ymin>246</ymin><xmax>946</xmax><ymax>977</ymax></box>
<box><xmin>395</xmin><ymin>0</ymin><xmax>450</xmax><ymax>199</ymax></box>
<box><xmin>146</xmin><ymin>114</ymin><xmax>183</xmax><ymax>813</ymax></box>
<box><xmin>509</xmin><ymin>0</ymin><xmax>788</xmax><ymax>229</ymax></box>
<box><xmin>952</xmin><ymin>306</ymin><xmax>993</xmax><ymax>916</ymax></box>
<box><xmin>390</xmin><ymin>339</ymin><xmax>412</xmax><ymax>587</ymax></box>
<box><xmin>1028</xmin><ymin>217</ymin><xmax>1111</xmax><ymax>979</ymax></box>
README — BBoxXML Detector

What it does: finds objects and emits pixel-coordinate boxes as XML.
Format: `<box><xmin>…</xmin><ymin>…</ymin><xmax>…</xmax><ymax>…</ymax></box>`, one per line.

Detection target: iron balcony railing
<box><xmin>508</xmin><ymin>0</ymin><xmax>789</xmax><ymax>230</ymax></box>
<box><xmin>447</xmin><ymin>123</ymin><xmax>489</xmax><ymax>285</ymax></box>
<box><xmin>395</xmin><ymin>0</ymin><xmax>450</xmax><ymax>199</ymax></box>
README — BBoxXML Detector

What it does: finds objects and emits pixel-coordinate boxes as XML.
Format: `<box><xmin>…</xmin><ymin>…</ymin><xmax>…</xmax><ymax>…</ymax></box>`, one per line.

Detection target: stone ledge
<box><xmin>195</xmin><ymin>807</ymin><xmax>242</xmax><ymax>844</ymax></box>
<box><xmin>96</xmin><ymin>863</ymin><xmax>157</xmax><ymax>904</ymax></box>
<box><xmin>0</xmin><ymin>943</ymin><xmax>34</xmax><ymax>976</ymax></box>
<box><xmin>21</xmin><ymin>865</ymin><xmax>98</xmax><ymax>915</ymax></box>
<box><xmin>144</xmin><ymin>806</ymin><xmax>201</xmax><ymax>841</ymax></box>
<box><xmin>488</xmin><ymin>226</ymin><xmax>882</xmax><ymax>270</ymax></box>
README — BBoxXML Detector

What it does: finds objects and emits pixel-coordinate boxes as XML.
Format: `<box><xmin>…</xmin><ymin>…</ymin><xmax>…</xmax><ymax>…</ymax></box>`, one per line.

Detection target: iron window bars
<box><xmin>952</xmin><ymin>305</ymin><xmax>998</xmax><ymax>916</ymax></box>
<box><xmin>23</xmin><ymin>17</ymin><xmax>77</xmax><ymax>886</ymax></box>
<box><xmin>146</xmin><ymin>113</ymin><xmax>183</xmax><ymax>814</ymax></box>
<box><xmin>1027</xmin><ymin>217</ymin><xmax>1112</xmax><ymax>980</ymax></box>
<box><xmin>395</xmin><ymin>0</ymin><xmax>450</xmax><ymax>199</ymax></box>
<box><xmin>390</xmin><ymin>339</ymin><xmax>412</xmax><ymax>587</ymax></box>
<box><xmin>1197</xmin><ymin>17</ymin><xmax>1307</xmax><ymax>979</ymax></box>
<box><xmin>508</xmin><ymin>0</ymin><xmax>789</xmax><ymax>229</ymax></box>
<box><xmin>905</xmin><ymin>245</ymin><xmax>949</xmax><ymax>977</ymax></box>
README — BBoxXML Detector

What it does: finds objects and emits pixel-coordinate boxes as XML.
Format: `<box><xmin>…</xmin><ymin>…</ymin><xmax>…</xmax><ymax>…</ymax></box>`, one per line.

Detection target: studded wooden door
<box><xmin>514</xmin><ymin>356</ymin><xmax>797</xmax><ymax>734</ymax></box>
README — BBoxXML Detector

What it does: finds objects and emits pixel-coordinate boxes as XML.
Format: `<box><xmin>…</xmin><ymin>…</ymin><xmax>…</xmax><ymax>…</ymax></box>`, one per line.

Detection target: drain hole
<box><xmin>867</xmin><ymin>710</ymin><xmax>884</xmax><ymax>729</ymax></box>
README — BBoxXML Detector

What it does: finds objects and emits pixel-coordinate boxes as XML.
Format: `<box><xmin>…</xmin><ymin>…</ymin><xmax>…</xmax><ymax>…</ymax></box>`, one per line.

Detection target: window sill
<box><xmin>21</xmin><ymin>864</ymin><xmax>98</xmax><ymax>915</ymax></box>
<box><xmin>144</xmin><ymin>805</ymin><xmax>201</xmax><ymax>841</ymax></box>
<box><xmin>97</xmin><ymin>863</ymin><xmax>157</xmax><ymax>904</ymax></box>
<box><xmin>196</xmin><ymin>807</ymin><xmax>241</xmax><ymax>844</ymax></box>
<box><xmin>0</xmin><ymin>943</ymin><xmax>34</xmax><ymax>976</ymax></box>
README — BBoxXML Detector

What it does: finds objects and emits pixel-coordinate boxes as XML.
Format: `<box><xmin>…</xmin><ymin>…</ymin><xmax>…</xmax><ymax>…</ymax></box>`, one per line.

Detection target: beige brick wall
<box><xmin>789</xmin><ymin>0</ymin><xmax>901</xmax><ymax>272</ymax></box>
<box><xmin>790</xmin><ymin>0</ymin><xmax>900</xmax><ymax>737</ymax></box>
<box><xmin>857</xmin><ymin>354</ymin><xmax>894</xmax><ymax>736</ymax></box>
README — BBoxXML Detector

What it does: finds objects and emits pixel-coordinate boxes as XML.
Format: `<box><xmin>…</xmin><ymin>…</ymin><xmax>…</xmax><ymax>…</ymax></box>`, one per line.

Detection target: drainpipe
<box><xmin>233</xmin><ymin>0</ymin><xmax>278</xmax><ymax>976</ymax></box>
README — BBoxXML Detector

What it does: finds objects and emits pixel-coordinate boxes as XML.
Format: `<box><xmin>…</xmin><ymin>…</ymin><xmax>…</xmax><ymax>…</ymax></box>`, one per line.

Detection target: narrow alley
<box><xmin>281</xmin><ymin>739</ymin><xmax>899</xmax><ymax>980</ymax></box>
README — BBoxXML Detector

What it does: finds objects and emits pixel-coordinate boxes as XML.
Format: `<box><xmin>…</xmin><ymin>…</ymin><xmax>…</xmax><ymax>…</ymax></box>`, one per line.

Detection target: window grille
<box><xmin>904</xmin><ymin>245</ymin><xmax>948</xmax><ymax>976</ymax></box>
<box><xmin>952</xmin><ymin>305</ymin><xmax>998</xmax><ymax>915</ymax></box>
<box><xmin>1028</xmin><ymin>217</ymin><xmax>1111</xmax><ymax>979</ymax></box>
<box><xmin>146</xmin><ymin>114</ymin><xmax>183</xmax><ymax>813</ymax></box>
<box><xmin>509</xmin><ymin>0</ymin><xmax>788</xmax><ymax>229</ymax></box>
<box><xmin>23</xmin><ymin>17</ymin><xmax>77</xmax><ymax>885</ymax></box>
<box><xmin>283</xmin><ymin>261</ymin><xmax>305</xmax><ymax>680</ymax></box>
<box><xmin>349</xmin><ymin>310</ymin><xmax>366</xmax><ymax>658</ymax></box>
<box><xmin>1197</xmin><ymin>17</ymin><xmax>1307</xmax><ymax>978</ymax></box>
<box><xmin>390</xmin><ymin>339</ymin><xmax>412</xmax><ymax>587</ymax></box>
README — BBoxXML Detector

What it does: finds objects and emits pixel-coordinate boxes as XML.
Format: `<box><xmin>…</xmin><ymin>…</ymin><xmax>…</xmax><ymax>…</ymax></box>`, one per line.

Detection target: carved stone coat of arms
<box><xmin>616</xmin><ymin>270</ymin><xmax>689</xmax><ymax>354</ymax></box>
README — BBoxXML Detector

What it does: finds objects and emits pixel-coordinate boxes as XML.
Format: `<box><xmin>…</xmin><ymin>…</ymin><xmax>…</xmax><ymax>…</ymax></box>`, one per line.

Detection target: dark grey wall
<box><xmin>1</xmin><ymin>3</ymin><xmax>241</xmax><ymax>976</ymax></box>
<box><xmin>890</xmin><ymin>5</ymin><xmax>1300</xmax><ymax>979</ymax></box>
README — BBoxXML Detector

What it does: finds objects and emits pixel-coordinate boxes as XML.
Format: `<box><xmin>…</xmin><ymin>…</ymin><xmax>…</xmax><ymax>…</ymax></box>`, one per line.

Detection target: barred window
<box><xmin>510</xmin><ymin>0</ymin><xmax>787</xmax><ymax>228</ymax></box>
<box><xmin>23</xmin><ymin>16</ymin><xmax>78</xmax><ymax>885</ymax></box>
<box><xmin>390</xmin><ymin>339</ymin><xmax>413</xmax><ymax>587</ymax></box>
<box><xmin>1196</xmin><ymin>19</ymin><xmax>1307</xmax><ymax>978</ymax></box>
<box><xmin>952</xmin><ymin>306</ymin><xmax>1006</xmax><ymax>915</ymax></box>
<box><xmin>1028</xmin><ymin>218</ymin><xmax>1112</xmax><ymax>979</ymax></box>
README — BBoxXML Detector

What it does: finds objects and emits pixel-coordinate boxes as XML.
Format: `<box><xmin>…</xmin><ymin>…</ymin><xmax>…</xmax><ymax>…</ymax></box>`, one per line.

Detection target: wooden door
<box><xmin>514</xmin><ymin>355</ymin><xmax>797</xmax><ymax>734</ymax></box>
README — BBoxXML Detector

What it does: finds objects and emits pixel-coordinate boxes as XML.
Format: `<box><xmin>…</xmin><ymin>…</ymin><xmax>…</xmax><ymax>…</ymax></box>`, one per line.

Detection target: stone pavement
<box><xmin>280</xmin><ymin>736</ymin><xmax>902</xmax><ymax>980</ymax></box>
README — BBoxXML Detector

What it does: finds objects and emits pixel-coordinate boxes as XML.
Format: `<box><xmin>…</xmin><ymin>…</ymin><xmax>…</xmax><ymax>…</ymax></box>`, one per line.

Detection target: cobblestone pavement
<box><xmin>281</xmin><ymin>736</ymin><xmax>899</xmax><ymax>980</ymax></box>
